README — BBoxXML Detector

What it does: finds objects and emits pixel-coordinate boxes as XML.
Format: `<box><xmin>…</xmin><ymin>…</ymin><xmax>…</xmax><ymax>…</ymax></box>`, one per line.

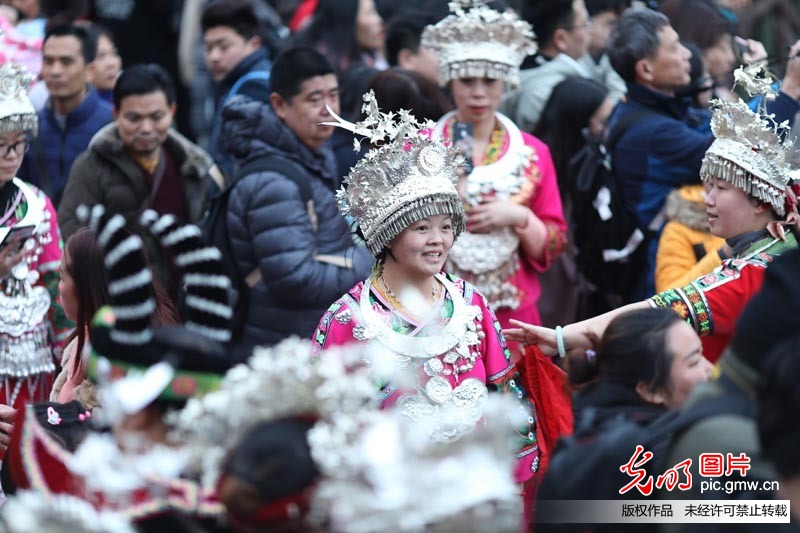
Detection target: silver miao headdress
<box><xmin>0</xmin><ymin>491</ymin><xmax>136</xmax><ymax>533</ymax></box>
<box><xmin>326</xmin><ymin>91</ymin><xmax>466</xmax><ymax>257</ymax></box>
<box><xmin>171</xmin><ymin>338</ymin><xmax>521</xmax><ymax>531</ymax></box>
<box><xmin>313</xmin><ymin>396</ymin><xmax>522</xmax><ymax>533</ymax></box>
<box><xmin>0</xmin><ymin>62</ymin><xmax>38</xmax><ymax>136</ymax></box>
<box><xmin>700</xmin><ymin>64</ymin><xmax>795</xmax><ymax>216</ymax></box>
<box><xmin>170</xmin><ymin>337</ymin><xmax>379</xmax><ymax>490</ymax></box>
<box><xmin>421</xmin><ymin>0</ymin><xmax>537</xmax><ymax>88</ymax></box>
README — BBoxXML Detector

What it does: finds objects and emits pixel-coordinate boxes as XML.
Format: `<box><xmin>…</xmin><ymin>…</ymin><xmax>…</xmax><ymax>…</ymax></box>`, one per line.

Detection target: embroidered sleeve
<box><xmin>312</xmin><ymin>297</ymin><xmax>353</xmax><ymax>355</ymax></box>
<box><xmin>647</xmin><ymin>259</ymin><xmax>767</xmax><ymax>337</ymax></box>
<box><xmin>475</xmin><ymin>289</ymin><xmax>539</xmax><ymax>480</ymax></box>
<box><xmin>546</xmin><ymin>222</ymin><xmax>567</xmax><ymax>258</ymax></box>
<box><xmin>35</xmin><ymin>191</ymin><xmax>70</xmax><ymax>358</ymax></box>
<box><xmin>520</xmin><ymin>135</ymin><xmax>567</xmax><ymax>271</ymax></box>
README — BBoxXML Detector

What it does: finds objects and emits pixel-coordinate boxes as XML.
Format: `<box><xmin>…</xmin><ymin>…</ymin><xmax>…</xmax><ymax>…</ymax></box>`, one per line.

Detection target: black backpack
<box><xmin>536</xmin><ymin>392</ymin><xmax>754</xmax><ymax>531</ymax></box>
<box><xmin>199</xmin><ymin>156</ymin><xmax>313</xmax><ymax>342</ymax></box>
<box><xmin>567</xmin><ymin>108</ymin><xmax>654</xmax><ymax>307</ymax></box>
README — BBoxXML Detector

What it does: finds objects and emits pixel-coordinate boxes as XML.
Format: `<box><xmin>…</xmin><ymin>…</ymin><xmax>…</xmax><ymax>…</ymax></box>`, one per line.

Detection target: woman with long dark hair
<box><xmin>290</xmin><ymin>0</ymin><xmax>385</xmax><ymax>120</ymax></box>
<box><xmin>50</xmin><ymin>228</ymin><xmax>109</xmax><ymax>407</ymax></box>
<box><xmin>290</xmin><ymin>0</ymin><xmax>383</xmax><ymax>73</ymax></box>
<box><xmin>568</xmin><ymin>308</ymin><xmax>712</xmax><ymax>429</ymax></box>
<box><xmin>51</xmin><ymin>226</ymin><xmax>180</xmax><ymax>408</ymax></box>
<box><xmin>534</xmin><ymin>77</ymin><xmax>611</xmax><ymax>326</ymax></box>
<box><xmin>534</xmin><ymin>77</ymin><xmax>611</xmax><ymax>201</ymax></box>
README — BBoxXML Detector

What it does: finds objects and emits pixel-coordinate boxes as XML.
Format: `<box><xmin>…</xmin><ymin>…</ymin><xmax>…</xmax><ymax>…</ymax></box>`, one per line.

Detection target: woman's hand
<box><xmin>503</xmin><ymin>319</ymin><xmax>559</xmax><ymax>356</ymax></box>
<box><xmin>467</xmin><ymin>198</ymin><xmax>529</xmax><ymax>234</ymax></box>
<box><xmin>737</xmin><ymin>37</ymin><xmax>767</xmax><ymax>65</ymax></box>
<box><xmin>0</xmin><ymin>237</ymin><xmax>25</xmax><ymax>279</ymax></box>
<box><xmin>0</xmin><ymin>404</ymin><xmax>17</xmax><ymax>451</ymax></box>
<box><xmin>503</xmin><ymin>319</ymin><xmax>595</xmax><ymax>358</ymax></box>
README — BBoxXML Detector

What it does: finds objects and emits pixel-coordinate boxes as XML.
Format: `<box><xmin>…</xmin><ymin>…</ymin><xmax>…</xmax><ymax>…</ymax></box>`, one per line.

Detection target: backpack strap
<box><xmin>225</xmin><ymin>71</ymin><xmax>271</xmax><ymax>103</ymax></box>
<box><xmin>605</xmin><ymin>105</ymin><xmax>656</xmax><ymax>149</ymax></box>
<box><xmin>235</xmin><ymin>156</ymin><xmax>338</xmax><ymax>287</ymax></box>
<box><xmin>236</xmin><ymin>156</ymin><xmax>316</xmax><ymax>230</ymax></box>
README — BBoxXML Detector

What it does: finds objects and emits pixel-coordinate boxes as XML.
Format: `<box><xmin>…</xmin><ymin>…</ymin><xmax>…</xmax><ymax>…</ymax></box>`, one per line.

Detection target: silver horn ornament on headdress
<box><xmin>700</xmin><ymin>64</ymin><xmax>796</xmax><ymax>217</ymax></box>
<box><xmin>322</xmin><ymin>91</ymin><xmax>466</xmax><ymax>257</ymax></box>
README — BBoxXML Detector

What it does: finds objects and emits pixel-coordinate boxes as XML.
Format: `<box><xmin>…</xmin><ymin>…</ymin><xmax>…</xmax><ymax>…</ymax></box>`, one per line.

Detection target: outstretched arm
<box><xmin>502</xmin><ymin>301</ymin><xmax>650</xmax><ymax>357</ymax></box>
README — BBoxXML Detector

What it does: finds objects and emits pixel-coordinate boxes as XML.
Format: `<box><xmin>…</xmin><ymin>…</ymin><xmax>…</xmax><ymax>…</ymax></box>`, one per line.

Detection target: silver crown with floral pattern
<box><xmin>421</xmin><ymin>0</ymin><xmax>537</xmax><ymax>88</ymax></box>
<box><xmin>169</xmin><ymin>337</ymin><xmax>381</xmax><ymax>491</ymax></box>
<box><xmin>326</xmin><ymin>90</ymin><xmax>466</xmax><ymax>257</ymax></box>
<box><xmin>701</xmin><ymin>63</ymin><xmax>796</xmax><ymax>216</ymax></box>
<box><xmin>0</xmin><ymin>62</ymin><xmax>37</xmax><ymax>136</ymax></box>
<box><xmin>314</xmin><ymin>395</ymin><xmax>522</xmax><ymax>532</ymax></box>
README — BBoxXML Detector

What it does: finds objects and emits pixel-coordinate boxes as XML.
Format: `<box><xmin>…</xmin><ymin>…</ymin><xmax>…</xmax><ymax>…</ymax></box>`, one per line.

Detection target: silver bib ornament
<box><xmin>425</xmin><ymin>375</ymin><xmax>453</xmax><ymax>404</ymax></box>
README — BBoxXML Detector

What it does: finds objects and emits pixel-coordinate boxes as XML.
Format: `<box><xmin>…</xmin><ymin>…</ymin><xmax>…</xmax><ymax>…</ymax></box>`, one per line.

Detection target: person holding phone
<box><xmin>0</xmin><ymin>63</ymin><xmax>69</xmax><ymax>448</ymax></box>
<box><xmin>423</xmin><ymin>3</ymin><xmax>567</xmax><ymax>349</ymax></box>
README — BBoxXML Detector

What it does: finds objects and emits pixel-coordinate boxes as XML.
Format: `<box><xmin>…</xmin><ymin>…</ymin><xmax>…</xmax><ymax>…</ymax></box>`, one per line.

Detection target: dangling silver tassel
<box><xmin>368</xmin><ymin>195</ymin><xmax>466</xmax><ymax>256</ymax></box>
<box><xmin>444</xmin><ymin>60</ymin><xmax>516</xmax><ymax>88</ymax></box>
<box><xmin>701</xmin><ymin>155</ymin><xmax>785</xmax><ymax>216</ymax></box>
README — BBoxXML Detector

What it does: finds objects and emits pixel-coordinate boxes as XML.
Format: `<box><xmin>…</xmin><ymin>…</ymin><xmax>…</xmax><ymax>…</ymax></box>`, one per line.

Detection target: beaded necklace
<box><xmin>356</xmin><ymin>272</ymin><xmax>482</xmax><ymax>373</ymax></box>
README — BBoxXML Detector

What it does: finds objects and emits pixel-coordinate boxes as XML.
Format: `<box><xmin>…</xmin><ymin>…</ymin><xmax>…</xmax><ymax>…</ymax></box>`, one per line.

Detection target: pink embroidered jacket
<box><xmin>313</xmin><ymin>273</ymin><xmax>540</xmax><ymax>482</ymax></box>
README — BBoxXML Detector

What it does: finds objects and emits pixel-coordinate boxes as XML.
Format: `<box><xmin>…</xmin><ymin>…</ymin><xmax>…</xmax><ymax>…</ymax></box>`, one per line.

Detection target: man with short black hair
<box><xmin>385</xmin><ymin>15</ymin><xmax>440</xmax><ymax>85</ymax></box>
<box><xmin>220</xmin><ymin>46</ymin><xmax>372</xmax><ymax>356</ymax></box>
<box><xmin>19</xmin><ymin>23</ymin><xmax>113</xmax><ymax>206</ymax></box>
<box><xmin>502</xmin><ymin>0</ymin><xmax>593</xmax><ymax>131</ymax></box>
<box><xmin>578</xmin><ymin>0</ymin><xmax>628</xmax><ymax>101</ymax></box>
<box><xmin>202</xmin><ymin>0</ymin><xmax>271</xmax><ymax>177</ymax></box>
<box><xmin>58</xmin><ymin>64</ymin><xmax>222</xmax><ymax>291</ymax></box>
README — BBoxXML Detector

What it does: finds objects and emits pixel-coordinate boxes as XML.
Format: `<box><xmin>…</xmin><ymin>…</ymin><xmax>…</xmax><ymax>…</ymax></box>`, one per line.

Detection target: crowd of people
<box><xmin>0</xmin><ymin>0</ymin><xmax>799</xmax><ymax>531</ymax></box>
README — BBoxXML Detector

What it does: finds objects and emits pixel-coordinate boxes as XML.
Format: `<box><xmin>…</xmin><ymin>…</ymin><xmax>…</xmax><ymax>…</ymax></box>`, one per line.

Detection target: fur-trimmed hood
<box><xmin>665</xmin><ymin>185</ymin><xmax>709</xmax><ymax>232</ymax></box>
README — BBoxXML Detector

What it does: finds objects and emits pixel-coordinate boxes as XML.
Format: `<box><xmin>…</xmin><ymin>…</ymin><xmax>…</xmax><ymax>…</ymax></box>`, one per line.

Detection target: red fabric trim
<box><xmin>9</xmin><ymin>406</ymin><xmax>223</xmax><ymax>520</ymax></box>
<box><xmin>516</xmin><ymin>345</ymin><xmax>573</xmax><ymax>475</ymax></box>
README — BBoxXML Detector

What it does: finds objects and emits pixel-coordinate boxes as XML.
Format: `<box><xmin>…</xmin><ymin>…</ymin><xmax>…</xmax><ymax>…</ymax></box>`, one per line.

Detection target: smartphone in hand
<box><xmin>0</xmin><ymin>224</ymin><xmax>36</xmax><ymax>255</ymax></box>
<box><xmin>453</xmin><ymin>121</ymin><xmax>475</xmax><ymax>176</ymax></box>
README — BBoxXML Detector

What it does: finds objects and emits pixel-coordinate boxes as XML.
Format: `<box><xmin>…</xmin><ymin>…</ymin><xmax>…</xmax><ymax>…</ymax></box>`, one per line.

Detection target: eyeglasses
<box><xmin>0</xmin><ymin>139</ymin><xmax>29</xmax><ymax>159</ymax></box>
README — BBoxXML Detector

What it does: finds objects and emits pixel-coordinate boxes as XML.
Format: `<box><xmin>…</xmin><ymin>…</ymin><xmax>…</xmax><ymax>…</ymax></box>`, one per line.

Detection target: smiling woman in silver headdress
<box><xmin>312</xmin><ymin>92</ymin><xmax>540</xmax><ymax>490</ymax></box>
<box><xmin>505</xmin><ymin>65</ymin><xmax>800</xmax><ymax>365</ymax></box>
<box><xmin>422</xmin><ymin>1</ymin><xmax>567</xmax><ymax>347</ymax></box>
<box><xmin>0</xmin><ymin>63</ymin><xmax>69</xmax><ymax>438</ymax></box>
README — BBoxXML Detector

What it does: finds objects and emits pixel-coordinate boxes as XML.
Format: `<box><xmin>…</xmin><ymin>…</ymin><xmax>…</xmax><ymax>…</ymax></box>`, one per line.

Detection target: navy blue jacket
<box><xmin>221</xmin><ymin>96</ymin><xmax>372</xmax><ymax>357</ymax></box>
<box><xmin>209</xmin><ymin>48</ymin><xmax>271</xmax><ymax>178</ymax></box>
<box><xmin>608</xmin><ymin>83</ymin><xmax>799</xmax><ymax>298</ymax></box>
<box><xmin>20</xmin><ymin>87</ymin><xmax>113</xmax><ymax>206</ymax></box>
